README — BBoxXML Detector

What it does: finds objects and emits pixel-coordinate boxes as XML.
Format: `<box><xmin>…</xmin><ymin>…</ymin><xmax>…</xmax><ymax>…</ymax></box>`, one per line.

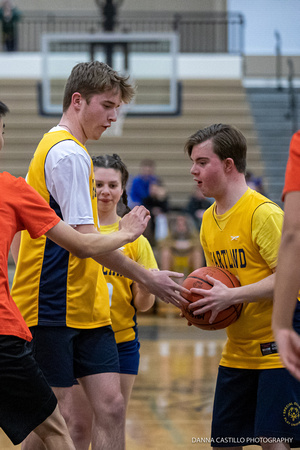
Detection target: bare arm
<box><xmin>11</xmin><ymin>231</ymin><xmax>21</xmax><ymax>264</ymax></box>
<box><xmin>59</xmin><ymin>223</ymin><xmax>189</xmax><ymax>308</ymax></box>
<box><xmin>96</xmin><ymin>250</ymin><xmax>188</xmax><ymax>308</ymax></box>
<box><xmin>44</xmin><ymin>205</ymin><xmax>150</xmax><ymax>258</ymax></box>
<box><xmin>132</xmin><ymin>278</ymin><xmax>156</xmax><ymax>312</ymax></box>
<box><xmin>273</xmin><ymin>192</ymin><xmax>300</xmax><ymax>330</ymax></box>
<box><xmin>272</xmin><ymin>191</ymin><xmax>300</xmax><ymax>380</ymax></box>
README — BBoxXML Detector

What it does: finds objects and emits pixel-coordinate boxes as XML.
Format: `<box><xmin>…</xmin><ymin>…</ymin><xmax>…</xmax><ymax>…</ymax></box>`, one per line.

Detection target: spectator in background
<box><xmin>0</xmin><ymin>0</ymin><xmax>21</xmax><ymax>51</ymax></box>
<box><xmin>246</xmin><ymin>170</ymin><xmax>265</xmax><ymax>195</ymax></box>
<box><xmin>186</xmin><ymin>187</ymin><xmax>212</xmax><ymax>230</ymax></box>
<box><xmin>143</xmin><ymin>180</ymin><xmax>169</xmax><ymax>246</ymax></box>
<box><xmin>129</xmin><ymin>159</ymin><xmax>159</xmax><ymax>207</ymax></box>
<box><xmin>159</xmin><ymin>212</ymin><xmax>204</xmax><ymax>283</ymax></box>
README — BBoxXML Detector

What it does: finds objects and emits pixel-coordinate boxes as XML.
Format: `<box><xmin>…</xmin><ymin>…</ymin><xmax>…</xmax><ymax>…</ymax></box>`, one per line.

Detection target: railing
<box><xmin>5</xmin><ymin>10</ymin><xmax>244</xmax><ymax>55</ymax></box>
<box><xmin>274</xmin><ymin>30</ymin><xmax>283</xmax><ymax>91</ymax></box>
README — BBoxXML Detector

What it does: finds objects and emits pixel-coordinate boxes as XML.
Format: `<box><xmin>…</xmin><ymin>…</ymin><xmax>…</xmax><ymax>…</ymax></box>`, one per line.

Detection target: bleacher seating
<box><xmin>247</xmin><ymin>87</ymin><xmax>300</xmax><ymax>206</ymax></box>
<box><xmin>0</xmin><ymin>78</ymin><xmax>264</xmax><ymax>209</ymax></box>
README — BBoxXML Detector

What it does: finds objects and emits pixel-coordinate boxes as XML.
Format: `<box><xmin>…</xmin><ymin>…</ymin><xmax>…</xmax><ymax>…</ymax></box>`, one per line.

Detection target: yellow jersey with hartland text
<box><xmin>100</xmin><ymin>221</ymin><xmax>158</xmax><ymax>344</ymax></box>
<box><xmin>11</xmin><ymin>130</ymin><xmax>110</xmax><ymax>329</ymax></box>
<box><xmin>200</xmin><ymin>188</ymin><xmax>284</xmax><ymax>369</ymax></box>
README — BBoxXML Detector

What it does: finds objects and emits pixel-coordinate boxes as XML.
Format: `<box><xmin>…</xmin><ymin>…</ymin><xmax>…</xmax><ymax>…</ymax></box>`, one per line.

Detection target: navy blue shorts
<box><xmin>30</xmin><ymin>325</ymin><xmax>120</xmax><ymax>387</ymax></box>
<box><xmin>117</xmin><ymin>337</ymin><xmax>140</xmax><ymax>375</ymax></box>
<box><xmin>0</xmin><ymin>335</ymin><xmax>57</xmax><ymax>445</ymax></box>
<box><xmin>211</xmin><ymin>365</ymin><xmax>300</xmax><ymax>447</ymax></box>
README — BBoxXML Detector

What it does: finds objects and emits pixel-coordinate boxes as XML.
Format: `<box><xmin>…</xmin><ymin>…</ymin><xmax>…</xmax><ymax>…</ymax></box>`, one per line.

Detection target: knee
<box><xmin>108</xmin><ymin>391</ymin><xmax>125</xmax><ymax>423</ymax></box>
<box><xmin>61</xmin><ymin>395</ymin><xmax>92</xmax><ymax>448</ymax></box>
<box><xmin>95</xmin><ymin>391</ymin><xmax>125</xmax><ymax>425</ymax></box>
<box><xmin>68</xmin><ymin>416</ymin><xmax>92</xmax><ymax>445</ymax></box>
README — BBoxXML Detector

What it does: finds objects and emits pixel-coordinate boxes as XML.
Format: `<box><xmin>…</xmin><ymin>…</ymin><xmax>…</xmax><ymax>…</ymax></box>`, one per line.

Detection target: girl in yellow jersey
<box><xmin>68</xmin><ymin>154</ymin><xmax>158</xmax><ymax>449</ymax></box>
<box><xmin>185</xmin><ymin>124</ymin><xmax>300</xmax><ymax>449</ymax></box>
<box><xmin>93</xmin><ymin>153</ymin><xmax>158</xmax><ymax>406</ymax></box>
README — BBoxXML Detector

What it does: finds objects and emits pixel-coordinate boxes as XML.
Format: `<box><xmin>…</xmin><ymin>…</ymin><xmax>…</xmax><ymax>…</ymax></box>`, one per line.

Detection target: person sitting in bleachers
<box><xmin>245</xmin><ymin>170</ymin><xmax>265</xmax><ymax>195</ymax></box>
<box><xmin>186</xmin><ymin>187</ymin><xmax>212</xmax><ymax>230</ymax></box>
<box><xmin>159</xmin><ymin>211</ymin><xmax>205</xmax><ymax>284</ymax></box>
<box><xmin>143</xmin><ymin>180</ymin><xmax>169</xmax><ymax>247</ymax></box>
<box><xmin>129</xmin><ymin>159</ymin><xmax>160</xmax><ymax>207</ymax></box>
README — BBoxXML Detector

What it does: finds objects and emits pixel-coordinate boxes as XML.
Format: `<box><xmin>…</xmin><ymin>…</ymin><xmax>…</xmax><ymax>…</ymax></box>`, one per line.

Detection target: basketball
<box><xmin>181</xmin><ymin>266</ymin><xmax>243</xmax><ymax>330</ymax></box>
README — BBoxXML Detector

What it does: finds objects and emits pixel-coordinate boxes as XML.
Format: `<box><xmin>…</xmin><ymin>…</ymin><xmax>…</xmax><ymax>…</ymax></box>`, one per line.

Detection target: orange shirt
<box><xmin>0</xmin><ymin>172</ymin><xmax>60</xmax><ymax>341</ymax></box>
<box><xmin>282</xmin><ymin>131</ymin><xmax>300</xmax><ymax>199</ymax></box>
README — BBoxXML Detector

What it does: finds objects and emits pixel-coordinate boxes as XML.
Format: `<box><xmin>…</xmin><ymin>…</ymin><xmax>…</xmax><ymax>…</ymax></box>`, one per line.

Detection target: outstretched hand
<box><xmin>119</xmin><ymin>206</ymin><xmax>150</xmax><ymax>241</ymax></box>
<box><xmin>188</xmin><ymin>274</ymin><xmax>233</xmax><ymax>323</ymax></box>
<box><xmin>145</xmin><ymin>270</ymin><xmax>190</xmax><ymax>309</ymax></box>
<box><xmin>274</xmin><ymin>328</ymin><xmax>300</xmax><ymax>381</ymax></box>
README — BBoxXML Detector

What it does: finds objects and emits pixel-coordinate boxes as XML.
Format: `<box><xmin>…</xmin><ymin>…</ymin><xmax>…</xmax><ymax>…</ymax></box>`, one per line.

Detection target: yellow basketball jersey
<box><xmin>100</xmin><ymin>221</ymin><xmax>158</xmax><ymax>343</ymax></box>
<box><xmin>200</xmin><ymin>188</ymin><xmax>284</xmax><ymax>369</ymax></box>
<box><xmin>12</xmin><ymin>130</ymin><xmax>111</xmax><ymax>329</ymax></box>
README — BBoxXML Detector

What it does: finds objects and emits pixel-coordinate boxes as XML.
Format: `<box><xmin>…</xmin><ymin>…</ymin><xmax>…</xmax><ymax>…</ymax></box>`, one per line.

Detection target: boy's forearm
<box><xmin>273</xmin><ymin>192</ymin><xmax>300</xmax><ymax>331</ymax></box>
<box><xmin>94</xmin><ymin>251</ymin><xmax>150</xmax><ymax>285</ymax></box>
<box><xmin>273</xmin><ymin>234</ymin><xmax>300</xmax><ymax>330</ymax></box>
<box><xmin>46</xmin><ymin>221</ymin><xmax>137</xmax><ymax>259</ymax></box>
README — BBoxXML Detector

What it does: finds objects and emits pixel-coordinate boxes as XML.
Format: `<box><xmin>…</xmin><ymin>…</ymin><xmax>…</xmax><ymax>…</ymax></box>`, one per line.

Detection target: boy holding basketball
<box><xmin>185</xmin><ymin>123</ymin><xmax>300</xmax><ymax>449</ymax></box>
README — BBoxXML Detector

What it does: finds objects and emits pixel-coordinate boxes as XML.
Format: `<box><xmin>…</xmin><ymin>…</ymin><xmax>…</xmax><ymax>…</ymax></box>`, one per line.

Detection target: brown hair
<box><xmin>92</xmin><ymin>153</ymin><xmax>130</xmax><ymax>216</ymax></box>
<box><xmin>63</xmin><ymin>61</ymin><xmax>136</xmax><ymax>112</ymax></box>
<box><xmin>0</xmin><ymin>101</ymin><xmax>9</xmax><ymax>117</ymax></box>
<box><xmin>184</xmin><ymin>124</ymin><xmax>247</xmax><ymax>174</ymax></box>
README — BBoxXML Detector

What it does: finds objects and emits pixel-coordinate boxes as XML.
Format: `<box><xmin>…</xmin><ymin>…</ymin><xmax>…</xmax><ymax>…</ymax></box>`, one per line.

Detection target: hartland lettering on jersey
<box><xmin>102</xmin><ymin>266</ymin><xmax>123</xmax><ymax>277</ymax></box>
<box><xmin>210</xmin><ymin>248</ymin><xmax>246</xmax><ymax>269</ymax></box>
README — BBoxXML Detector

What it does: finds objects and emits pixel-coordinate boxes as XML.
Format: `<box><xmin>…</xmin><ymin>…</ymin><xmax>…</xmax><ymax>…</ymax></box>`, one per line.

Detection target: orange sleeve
<box><xmin>282</xmin><ymin>131</ymin><xmax>300</xmax><ymax>200</ymax></box>
<box><xmin>17</xmin><ymin>176</ymin><xmax>60</xmax><ymax>238</ymax></box>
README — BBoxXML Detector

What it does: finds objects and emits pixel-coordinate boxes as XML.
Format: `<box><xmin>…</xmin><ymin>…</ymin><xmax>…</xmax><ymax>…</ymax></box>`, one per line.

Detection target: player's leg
<box><xmin>255</xmin><ymin>368</ymin><xmax>300</xmax><ymax>449</ymax></box>
<box><xmin>33</xmin><ymin>404</ymin><xmax>75</xmax><ymax>450</ymax></box>
<box><xmin>120</xmin><ymin>373</ymin><xmax>136</xmax><ymax>410</ymax></box>
<box><xmin>211</xmin><ymin>366</ymin><xmax>259</xmax><ymax>449</ymax></box>
<box><xmin>73</xmin><ymin>326</ymin><xmax>125</xmax><ymax>449</ymax></box>
<box><xmin>64</xmin><ymin>384</ymin><xmax>93</xmax><ymax>450</ymax></box>
<box><xmin>117</xmin><ymin>338</ymin><xmax>141</xmax><ymax>411</ymax></box>
<box><xmin>66</xmin><ymin>336</ymin><xmax>140</xmax><ymax>448</ymax></box>
<box><xmin>21</xmin><ymin>326</ymin><xmax>79</xmax><ymax>449</ymax></box>
<box><xmin>0</xmin><ymin>335</ymin><xmax>72</xmax><ymax>449</ymax></box>
<box><xmin>21</xmin><ymin>433</ymin><xmax>46</xmax><ymax>450</ymax></box>
<box><xmin>79</xmin><ymin>372</ymin><xmax>125</xmax><ymax>450</ymax></box>
<box><xmin>213</xmin><ymin>448</ymin><xmax>242</xmax><ymax>450</ymax></box>
<box><xmin>260</xmin><ymin>443</ymin><xmax>289</xmax><ymax>450</ymax></box>
<box><xmin>22</xmin><ymin>387</ymin><xmax>75</xmax><ymax>450</ymax></box>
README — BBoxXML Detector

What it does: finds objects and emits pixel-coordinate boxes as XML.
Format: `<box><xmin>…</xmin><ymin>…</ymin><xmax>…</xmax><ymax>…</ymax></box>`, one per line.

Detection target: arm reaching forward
<box><xmin>45</xmin><ymin>218</ymin><xmax>189</xmax><ymax>309</ymax></box>
<box><xmin>272</xmin><ymin>191</ymin><xmax>300</xmax><ymax>380</ymax></box>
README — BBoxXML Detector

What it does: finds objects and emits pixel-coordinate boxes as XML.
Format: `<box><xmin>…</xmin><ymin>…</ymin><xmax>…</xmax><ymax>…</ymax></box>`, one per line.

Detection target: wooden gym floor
<box><xmin>0</xmin><ymin>308</ymin><xmax>256</xmax><ymax>449</ymax></box>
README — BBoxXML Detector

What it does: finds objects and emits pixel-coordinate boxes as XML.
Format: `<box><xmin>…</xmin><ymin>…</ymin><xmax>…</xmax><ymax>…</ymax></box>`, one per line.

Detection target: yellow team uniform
<box><xmin>201</xmin><ymin>188</ymin><xmax>284</xmax><ymax>369</ymax></box>
<box><xmin>11</xmin><ymin>130</ymin><xmax>111</xmax><ymax>329</ymax></box>
<box><xmin>100</xmin><ymin>221</ymin><xmax>158</xmax><ymax>344</ymax></box>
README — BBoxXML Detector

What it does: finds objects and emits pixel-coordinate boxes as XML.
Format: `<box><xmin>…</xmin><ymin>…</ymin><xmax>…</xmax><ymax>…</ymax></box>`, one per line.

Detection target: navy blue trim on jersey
<box><xmin>38</xmin><ymin>194</ymin><xmax>69</xmax><ymax>325</ymax></box>
<box><xmin>293</xmin><ymin>299</ymin><xmax>300</xmax><ymax>333</ymax></box>
<box><xmin>131</xmin><ymin>297</ymin><xmax>139</xmax><ymax>340</ymax></box>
